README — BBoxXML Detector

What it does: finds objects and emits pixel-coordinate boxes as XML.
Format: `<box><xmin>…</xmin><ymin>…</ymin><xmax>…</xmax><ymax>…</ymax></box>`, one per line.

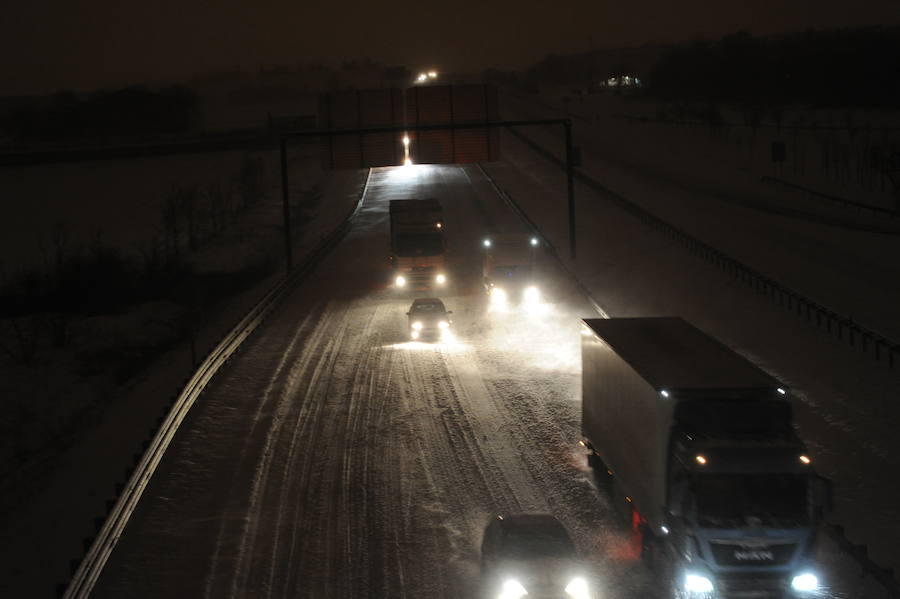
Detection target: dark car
<box><xmin>481</xmin><ymin>513</ymin><xmax>593</xmax><ymax>599</ymax></box>
<box><xmin>405</xmin><ymin>297</ymin><xmax>452</xmax><ymax>341</ymax></box>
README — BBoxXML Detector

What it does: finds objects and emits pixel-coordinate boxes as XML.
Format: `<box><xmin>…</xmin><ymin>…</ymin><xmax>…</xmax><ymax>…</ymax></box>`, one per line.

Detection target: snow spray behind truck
<box><xmin>581</xmin><ymin>317</ymin><xmax>831</xmax><ymax>599</ymax></box>
<box><xmin>389</xmin><ymin>199</ymin><xmax>448</xmax><ymax>290</ymax></box>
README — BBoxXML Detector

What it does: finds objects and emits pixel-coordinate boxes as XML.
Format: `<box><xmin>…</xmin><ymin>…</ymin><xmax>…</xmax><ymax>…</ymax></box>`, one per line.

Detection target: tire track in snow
<box><xmin>201</xmin><ymin>303</ymin><xmax>329</xmax><ymax>599</ymax></box>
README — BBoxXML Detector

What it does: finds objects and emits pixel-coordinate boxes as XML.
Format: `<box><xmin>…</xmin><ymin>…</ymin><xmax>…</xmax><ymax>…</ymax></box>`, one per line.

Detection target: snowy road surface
<box><xmin>93</xmin><ymin>165</ymin><xmax>882</xmax><ymax>598</ymax></box>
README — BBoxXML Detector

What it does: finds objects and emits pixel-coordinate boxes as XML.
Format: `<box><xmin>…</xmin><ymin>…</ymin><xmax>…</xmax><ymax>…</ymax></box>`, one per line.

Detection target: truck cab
<box><xmin>389</xmin><ymin>199</ymin><xmax>448</xmax><ymax>291</ymax></box>
<box><xmin>482</xmin><ymin>233</ymin><xmax>540</xmax><ymax>308</ymax></box>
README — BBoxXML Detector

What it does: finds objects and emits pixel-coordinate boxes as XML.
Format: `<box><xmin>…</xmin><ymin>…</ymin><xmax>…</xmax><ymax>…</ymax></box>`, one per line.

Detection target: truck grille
<box><xmin>710</xmin><ymin>542</ymin><xmax>796</xmax><ymax>566</ymax></box>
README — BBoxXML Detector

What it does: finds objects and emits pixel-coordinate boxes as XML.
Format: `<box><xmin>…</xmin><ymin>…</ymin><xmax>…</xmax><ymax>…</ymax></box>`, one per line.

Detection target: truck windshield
<box><xmin>490</xmin><ymin>265</ymin><xmax>532</xmax><ymax>279</ymax></box>
<box><xmin>695</xmin><ymin>474</ymin><xmax>808</xmax><ymax>527</ymax></box>
<box><xmin>395</xmin><ymin>234</ymin><xmax>444</xmax><ymax>256</ymax></box>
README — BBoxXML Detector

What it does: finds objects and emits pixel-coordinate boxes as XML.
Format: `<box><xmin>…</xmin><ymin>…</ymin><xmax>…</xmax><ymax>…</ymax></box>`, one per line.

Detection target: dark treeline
<box><xmin>648</xmin><ymin>27</ymin><xmax>900</xmax><ymax>106</ymax></box>
<box><xmin>2</xmin><ymin>85</ymin><xmax>198</xmax><ymax>143</ymax></box>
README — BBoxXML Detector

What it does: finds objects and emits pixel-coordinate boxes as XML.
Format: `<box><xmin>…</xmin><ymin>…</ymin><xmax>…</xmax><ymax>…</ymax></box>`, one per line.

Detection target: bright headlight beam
<box><xmin>438</xmin><ymin>320</ymin><xmax>449</xmax><ymax>329</ymax></box>
<box><xmin>791</xmin><ymin>573</ymin><xmax>818</xmax><ymax>592</ymax></box>
<box><xmin>436</xmin><ymin>274</ymin><xmax>446</xmax><ymax>285</ymax></box>
<box><xmin>565</xmin><ymin>576</ymin><xmax>590</xmax><ymax>598</ymax></box>
<box><xmin>499</xmin><ymin>579</ymin><xmax>528</xmax><ymax>599</ymax></box>
<box><xmin>395</xmin><ymin>275</ymin><xmax>406</xmax><ymax>287</ymax></box>
<box><xmin>411</xmin><ymin>321</ymin><xmax>423</xmax><ymax>330</ymax></box>
<box><xmin>684</xmin><ymin>574</ymin><xmax>714</xmax><ymax>593</ymax></box>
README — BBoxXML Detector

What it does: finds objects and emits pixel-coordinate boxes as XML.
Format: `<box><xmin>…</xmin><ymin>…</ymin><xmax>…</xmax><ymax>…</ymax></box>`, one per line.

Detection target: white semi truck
<box><xmin>581</xmin><ymin>317</ymin><xmax>831</xmax><ymax>599</ymax></box>
<box><xmin>482</xmin><ymin>233</ymin><xmax>540</xmax><ymax>307</ymax></box>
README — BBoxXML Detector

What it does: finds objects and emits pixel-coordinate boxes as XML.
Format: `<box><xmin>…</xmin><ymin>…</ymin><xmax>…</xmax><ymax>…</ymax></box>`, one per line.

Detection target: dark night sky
<box><xmin>3</xmin><ymin>0</ymin><xmax>899</xmax><ymax>94</ymax></box>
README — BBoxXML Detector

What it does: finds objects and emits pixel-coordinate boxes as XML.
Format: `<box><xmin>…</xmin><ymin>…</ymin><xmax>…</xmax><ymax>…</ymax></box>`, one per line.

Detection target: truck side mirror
<box><xmin>447</xmin><ymin>310</ymin><xmax>453</xmax><ymax>314</ymax></box>
<box><xmin>405</xmin><ymin>312</ymin><xmax>409</xmax><ymax>316</ymax></box>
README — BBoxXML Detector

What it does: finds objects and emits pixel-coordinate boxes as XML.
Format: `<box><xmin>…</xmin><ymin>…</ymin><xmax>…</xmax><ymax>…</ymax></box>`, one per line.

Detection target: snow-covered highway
<box><xmin>90</xmin><ymin>162</ymin><xmax>893</xmax><ymax>598</ymax></box>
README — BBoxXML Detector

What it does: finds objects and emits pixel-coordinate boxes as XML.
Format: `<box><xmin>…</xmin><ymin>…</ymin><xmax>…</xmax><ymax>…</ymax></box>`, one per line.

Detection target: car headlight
<box><xmin>410</xmin><ymin>330</ymin><xmax>419</xmax><ymax>340</ymax></box>
<box><xmin>565</xmin><ymin>576</ymin><xmax>591</xmax><ymax>598</ymax></box>
<box><xmin>436</xmin><ymin>273</ymin><xmax>446</xmax><ymax>285</ymax></box>
<box><xmin>395</xmin><ymin>275</ymin><xmax>406</xmax><ymax>287</ymax></box>
<box><xmin>411</xmin><ymin>321</ymin><xmax>423</xmax><ymax>330</ymax></box>
<box><xmin>523</xmin><ymin>286</ymin><xmax>540</xmax><ymax>304</ymax></box>
<box><xmin>684</xmin><ymin>573</ymin><xmax>714</xmax><ymax>593</ymax></box>
<box><xmin>498</xmin><ymin>579</ymin><xmax>528</xmax><ymax>599</ymax></box>
<box><xmin>438</xmin><ymin>320</ymin><xmax>449</xmax><ymax>329</ymax></box>
<box><xmin>490</xmin><ymin>287</ymin><xmax>507</xmax><ymax>303</ymax></box>
<box><xmin>791</xmin><ymin>573</ymin><xmax>818</xmax><ymax>592</ymax></box>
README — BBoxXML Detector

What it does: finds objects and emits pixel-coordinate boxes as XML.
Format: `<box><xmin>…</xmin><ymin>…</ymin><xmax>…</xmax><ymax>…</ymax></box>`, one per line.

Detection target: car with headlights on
<box><xmin>481</xmin><ymin>513</ymin><xmax>593</xmax><ymax>599</ymax></box>
<box><xmin>405</xmin><ymin>297</ymin><xmax>452</xmax><ymax>341</ymax></box>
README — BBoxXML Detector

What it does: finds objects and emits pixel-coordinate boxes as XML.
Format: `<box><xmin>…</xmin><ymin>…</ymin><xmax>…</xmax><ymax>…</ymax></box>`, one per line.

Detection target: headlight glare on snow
<box><xmin>498</xmin><ymin>578</ymin><xmax>528</xmax><ymax>599</ymax></box>
<box><xmin>565</xmin><ymin>576</ymin><xmax>591</xmax><ymax>598</ymax></box>
<box><xmin>411</xmin><ymin>321</ymin><xmax>423</xmax><ymax>330</ymax></box>
<box><xmin>791</xmin><ymin>573</ymin><xmax>818</xmax><ymax>592</ymax></box>
<box><xmin>684</xmin><ymin>573</ymin><xmax>714</xmax><ymax>593</ymax></box>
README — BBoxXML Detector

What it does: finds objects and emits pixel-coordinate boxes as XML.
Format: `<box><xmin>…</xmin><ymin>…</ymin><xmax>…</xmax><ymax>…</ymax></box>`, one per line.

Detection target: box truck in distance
<box><xmin>581</xmin><ymin>317</ymin><xmax>831</xmax><ymax>599</ymax></box>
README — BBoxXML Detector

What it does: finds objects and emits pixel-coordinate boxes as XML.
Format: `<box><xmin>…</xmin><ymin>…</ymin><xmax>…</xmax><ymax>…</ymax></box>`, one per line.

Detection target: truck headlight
<box><xmin>435</xmin><ymin>274</ymin><xmax>446</xmax><ymax>285</ymax></box>
<box><xmin>438</xmin><ymin>320</ymin><xmax>449</xmax><ymax>329</ymax></box>
<box><xmin>684</xmin><ymin>573</ymin><xmax>714</xmax><ymax>593</ymax></box>
<box><xmin>791</xmin><ymin>573</ymin><xmax>818</xmax><ymax>592</ymax></box>
<box><xmin>411</xmin><ymin>321</ymin><xmax>423</xmax><ymax>330</ymax></box>
<box><xmin>498</xmin><ymin>579</ymin><xmax>528</xmax><ymax>599</ymax></box>
<box><xmin>490</xmin><ymin>287</ymin><xmax>507</xmax><ymax>304</ymax></box>
<box><xmin>565</xmin><ymin>576</ymin><xmax>591</xmax><ymax>598</ymax></box>
<box><xmin>523</xmin><ymin>286</ymin><xmax>540</xmax><ymax>304</ymax></box>
<box><xmin>410</xmin><ymin>330</ymin><xmax>419</xmax><ymax>340</ymax></box>
<box><xmin>395</xmin><ymin>275</ymin><xmax>406</xmax><ymax>287</ymax></box>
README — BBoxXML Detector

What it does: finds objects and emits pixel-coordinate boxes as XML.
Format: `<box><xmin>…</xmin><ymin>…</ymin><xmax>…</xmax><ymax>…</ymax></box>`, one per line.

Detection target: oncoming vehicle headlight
<box><xmin>438</xmin><ymin>320</ymin><xmax>449</xmax><ymax>329</ymax></box>
<box><xmin>684</xmin><ymin>573</ymin><xmax>714</xmax><ymax>593</ymax></box>
<box><xmin>395</xmin><ymin>275</ymin><xmax>406</xmax><ymax>287</ymax></box>
<box><xmin>791</xmin><ymin>573</ymin><xmax>819</xmax><ymax>592</ymax></box>
<box><xmin>523</xmin><ymin>286</ymin><xmax>540</xmax><ymax>304</ymax></box>
<box><xmin>490</xmin><ymin>287</ymin><xmax>508</xmax><ymax>303</ymax></box>
<box><xmin>565</xmin><ymin>576</ymin><xmax>591</xmax><ymax>598</ymax></box>
<box><xmin>435</xmin><ymin>273</ymin><xmax>446</xmax><ymax>285</ymax></box>
<box><xmin>410</xmin><ymin>330</ymin><xmax>419</xmax><ymax>340</ymax></box>
<box><xmin>498</xmin><ymin>578</ymin><xmax>528</xmax><ymax>599</ymax></box>
<box><xmin>411</xmin><ymin>321</ymin><xmax>423</xmax><ymax>330</ymax></box>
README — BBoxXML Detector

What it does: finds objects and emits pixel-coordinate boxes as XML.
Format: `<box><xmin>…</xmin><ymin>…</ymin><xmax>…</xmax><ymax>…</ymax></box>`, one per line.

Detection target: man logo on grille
<box><xmin>734</xmin><ymin>549</ymin><xmax>775</xmax><ymax>561</ymax></box>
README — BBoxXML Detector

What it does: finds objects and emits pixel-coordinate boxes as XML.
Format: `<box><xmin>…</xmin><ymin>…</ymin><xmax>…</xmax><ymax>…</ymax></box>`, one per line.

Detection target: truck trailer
<box><xmin>389</xmin><ymin>199</ymin><xmax>448</xmax><ymax>290</ymax></box>
<box><xmin>482</xmin><ymin>233</ymin><xmax>540</xmax><ymax>307</ymax></box>
<box><xmin>581</xmin><ymin>317</ymin><xmax>831</xmax><ymax>599</ymax></box>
